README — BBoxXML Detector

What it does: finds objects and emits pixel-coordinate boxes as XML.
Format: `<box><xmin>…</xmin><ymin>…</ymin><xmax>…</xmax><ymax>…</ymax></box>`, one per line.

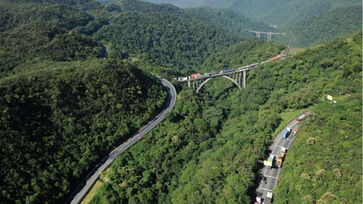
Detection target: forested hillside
<box><xmin>0</xmin><ymin>0</ymin><xmax>170</xmax><ymax>202</ymax></box>
<box><xmin>285</xmin><ymin>5</ymin><xmax>362</xmax><ymax>47</ymax></box>
<box><xmin>0</xmin><ymin>1</ymin><xmax>105</xmax><ymax>77</ymax></box>
<box><xmin>95</xmin><ymin>0</ymin><xmax>240</xmax><ymax>70</ymax></box>
<box><xmin>94</xmin><ymin>11</ymin><xmax>238</xmax><ymax>69</ymax></box>
<box><xmin>201</xmin><ymin>40</ymin><xmax>284</xmax><ymax>72</ymax></box>
<box><xmin>0</xmin><ymin>60</ymin><xmax>167</xmax><ymax>202</ymax></box>
<box><xmin>146</xmin><ymin>0</ymin><xmax>361</xmax><ymax>26</ymax></box>
<box><xmin>90</xmin><ymin>33</ymin><xmax>361</xmax><ymax>203</ymax></box>
<box><xmin>273</xmin><ymin>33</ymin><xmax>362</xmax><ymax>203</ymax></box>
<box><xmin>274</xmin><ymin>98</ymin><xmax>361</xmax><ymax>203</ymax></box>
<box><xmin>184</xmin><ymin>7</ymin><xmax>275</xmax><ymax>39</ymax></box>
<box><xmin>0</xmin><ymin>0</ymin><xmax>361</xmax><ymax>203</ymax></box>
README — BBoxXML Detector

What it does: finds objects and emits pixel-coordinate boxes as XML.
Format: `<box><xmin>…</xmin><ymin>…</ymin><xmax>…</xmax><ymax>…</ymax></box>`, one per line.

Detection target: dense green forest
<box><xmin>184</xmin><ymin>7</ymin><xmax>275</xmax><ymax>39</ymax></box>
<box><xmin>90</xmin><ymin>33</ymin><xmax>361</xmax><ymax>203</ymax></box>
<box><xmin>0</xmin><ymin>1</ymin><xmax>106</xmax><ymax>77</ymax></box>
<box><xmin>146</xmin><ymin>0</ymin><xmax>362</xmax><ymax>47</ymax></box>
<box><xmin>94</xmin><ymin>11</ymin><xmax>238</xmax><ymax>70</ymax></box>
<box><xmin>274</xmin><ymin>97</ymin><xmax>362</xmax><ymax>203</ymax></box>
<box><xmin>201</xmin><ymin>40</ymin><xmax>284</xmax><ymax>72</ymax></box>
<box><xmin>146</xmin><ymin>0</ymin><xmax>361</xmax><ymax>26</ymax></box>
<box><xmin>94</xmin><ymin>0</ymin><xmax>241</xmax><ymax>70</ymax></box>
<box><xmin>0</xmin><ymin>0</ymin><xmax>173</xmax><ymax>202</ymax></box>
<box><xmin>0</xmin><ymin>60</ymin><xmax>167</xmax><ymax>202</ymax></box>
<box><xmin>0</xmin><ymin>0</ymin><xmax>361</xmax><ymax>203</ymax></box>
<box><xmin>284</xmin><ymin>5</ymin><xmax>362</xmax><ymax>47</ymax></box>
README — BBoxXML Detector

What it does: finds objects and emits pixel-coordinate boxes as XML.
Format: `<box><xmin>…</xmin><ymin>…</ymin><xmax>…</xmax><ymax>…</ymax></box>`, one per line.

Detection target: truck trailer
<box><xmin>281</xmin><ymin>127</ymin><xmax>291</xmax><ymax>139</ymax></box>
<box><xmin>263</xmin><ymin>155</ymin><xmax>274</xmax><ymax>167</ymax></box>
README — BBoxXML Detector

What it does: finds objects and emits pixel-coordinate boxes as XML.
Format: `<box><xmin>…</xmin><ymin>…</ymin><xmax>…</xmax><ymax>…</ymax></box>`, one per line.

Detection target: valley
<box><xmin>0</xmin><ymin>0</ymin><xmax>361</xmax><ymax>203</ymax></box>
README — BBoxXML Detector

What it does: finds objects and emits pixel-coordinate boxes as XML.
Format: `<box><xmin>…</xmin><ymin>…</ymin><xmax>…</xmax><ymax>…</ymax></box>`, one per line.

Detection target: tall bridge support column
<box><xmin>256</xmin><ymin>32</ymin><xmax>261</xmax><ymax>39</ymax></box>
<box><xmin>267</xmin><ymin>33</ymin><xmax>272</xmax><ymax>41</ymax></box>
<box><xmin>243</xmin><ymin>70</ymin><xmax>246</xmax><ymax>88</ymax></box>
<box><xmin>188</xmin><ymin>80</ymin><xmax>191</xmax><ymax>88</ymax></box>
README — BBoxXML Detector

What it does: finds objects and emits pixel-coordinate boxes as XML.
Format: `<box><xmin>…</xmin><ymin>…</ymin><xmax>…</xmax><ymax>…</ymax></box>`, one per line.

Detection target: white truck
<box><xmin>263</xmin><ymin>155</ymin><xmax>274</xmax><ymax>168</ymax></box>
<box><xmin>265</xmin><ymin>192</ymin><xmax>273</xmax><ymax>204</ymax></box>
<box><xmin>255</xmin><ymin>192</ymin><xmax>273</xmax><ymax>204</ymax></box>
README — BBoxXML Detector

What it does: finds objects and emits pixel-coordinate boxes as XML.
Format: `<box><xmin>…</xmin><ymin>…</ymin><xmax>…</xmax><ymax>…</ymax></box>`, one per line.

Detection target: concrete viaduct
<box><xmin>177</xmin><ymin>63</ymin><xmax>259</xmax><ymax>93</ymax></box>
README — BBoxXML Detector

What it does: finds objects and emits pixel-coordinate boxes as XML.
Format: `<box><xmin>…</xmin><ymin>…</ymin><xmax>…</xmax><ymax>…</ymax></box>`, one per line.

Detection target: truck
<box><xmin>281</xmin><ymin>127</ymin><xmax>291</xmax><ymax>139</ymax></box>
<box><xmin>269</xmin><ymin>55</ymin><xmax>282</xmax><ymax>61</ymax></box>
<box><xmin>269</xmin><ymin>54</ymin><xmax>286</xmax><ymax>62</ymax></box>
<box><xmin>190</xmin><ymin>73</ymin><xmax>201</xmax><ymax>78</ymax></box>
<box><xmin>276</xmin><ymin>151</ymin><xmax>286</xmax><ymax>168</ymax></box>
<box><xmin>221</xmin><ymin>68</ymin><xmax>235</xmax><ymax>74</ymax></box>
<box><xmin>296</xmin><ymin>114</ymin><xmax>306</xmax><ymax>121</ymax></box>
<box><xmin>265</xmin><ymin>192</ymin><xmax>273</xmax><ymax>204</ymax></box>
<box><xmin>263</xmin><ymin>155</ymin><xmax>274</xmax><ymax>168</ymax></box>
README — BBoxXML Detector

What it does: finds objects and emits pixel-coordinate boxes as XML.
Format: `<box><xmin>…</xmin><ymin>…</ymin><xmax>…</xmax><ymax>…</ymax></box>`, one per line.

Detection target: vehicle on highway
<box><xmin>220</xmin><ymin>68</ymin><xmax>235</xmax><ymax>74</ymax></box>
<box><xmin>296</xmin><ymin>114</ymin><xmax>306</xmax><ymax>121</ymax></box>
<box><xmin>269</xmin><ymin>54</ymin><xmax>286</xmax><ymax>62</ymax></box>
<box><xmin>281</xmin><ymin>127</ymin><xmax>291</xmax><ymax>139</ymax></box>
<box><xmin>276</xmin><ymin>148</ymin><xmax>286</xmax><ymax>168</ymax></box>
<box><xmin>263</xmin><ymin>155</ymin><xmax>274</xmax><ymax>168</ymax></box>
<box><xmin>265</xmin><ymin>192</ymin><xmax>273</xmax><ymax>204</ymax></box>
<box><xmin>255</xmin><ymin>191</ymin><xmax>273</xmax><ymax>204</ymax></box>
<box><xmin>190</xmin><ymin>73</ymin><xmax>201</xmax><ymax>78</ymax></box>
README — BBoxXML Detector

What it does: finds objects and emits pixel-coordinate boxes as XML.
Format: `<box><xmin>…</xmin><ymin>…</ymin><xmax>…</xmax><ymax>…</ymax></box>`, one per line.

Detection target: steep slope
<box><xmin>274</xmin><ymin>98</ymin><xmax>361</xmax><ymax>203</ymax></box>
<box><xmin>145</xmin><ymin>0</ymin><xmax>361</xmax><ymax>26</ymax></box>
<box><xmin>90</xmin><ymin>33</ymin><xmax>361</xmax><ymax>203</ymax></box>
<box><xmin>273</xmin><ymin>33</ymin><xmax>362</xmax><ymax>203</ymax></box>
<box><xmin>184</xmin><ymin>7</ymin><xmax>275</xmax><ymax>39</ymax></box>
<box><xmin>0</xmin><ymin>1</ymin><xmax>105</xmax><ymax>77</ymax></box>
<box><xmin>96</xmin><ymin>0</ymin><xmax>240</xmax><ymax>70</ymax></box>
<box><xmin>0</xmin><ymin>60</ymin><xmax>167</xmax><ymax>203</ymax></box>
<box><xmin>285</xmin><ymin>5</ymin><xmax>362</xmax><ymax>47</ymax></box>
<box><xmin>201</xmin><ymin>40</ymin><xmax>284</xmax><ymax>72</ymax></box>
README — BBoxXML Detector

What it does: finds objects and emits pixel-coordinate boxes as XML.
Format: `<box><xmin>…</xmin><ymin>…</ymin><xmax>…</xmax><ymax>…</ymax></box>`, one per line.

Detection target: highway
<box><xmin>68</xmin><ymin>78</ymin><xmax>177</xmax><ymax>204</ymax></box>
<box><xmin>256</xmin><ymin>112</ymin><xmax>309</xmax><ymax>203</ymax></box>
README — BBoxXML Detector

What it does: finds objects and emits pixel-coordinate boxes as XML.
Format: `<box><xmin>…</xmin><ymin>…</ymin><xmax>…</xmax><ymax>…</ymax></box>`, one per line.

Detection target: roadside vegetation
<box><xmin>0</xmin><ymin>60</ymin><xmax>166</xmax><ymax>202</ymax></box>
<box><xmin>274</xmin><ymin>96</ymin><xmax>361</xmax><ymax>203</ymax></box>
<box><xmin>0</xmin><ymin>0</ymin><xmax>361</xmax><ymax>202</ymax></box>
<box><xmin>90</xmin><ymin>33</ymin><xmax>362</xmax><ymax>203</ymax></box>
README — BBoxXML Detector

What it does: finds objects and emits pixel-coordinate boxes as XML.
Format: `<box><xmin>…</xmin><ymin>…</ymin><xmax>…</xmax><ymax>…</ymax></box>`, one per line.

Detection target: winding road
<box><xmin>68</xmin><ymin>78</ymin><xmax>177</xmax><ymax>204</ymax></box>
<box><xmin>256</xmin><ymin>112</ymin><xmax>309</xmax><ymax>203</ymax></box>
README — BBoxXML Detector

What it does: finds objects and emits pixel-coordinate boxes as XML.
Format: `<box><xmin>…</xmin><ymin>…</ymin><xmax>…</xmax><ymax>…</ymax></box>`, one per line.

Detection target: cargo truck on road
<box><xmin>281</xmin><ymin>127</ymin><xmax>291</xmax><ymax>139</ymax></box>
<box><xmin>264</xmin><ymin>155</ymin><xmax>274</xmax><ymax>168</ymax></box>
<box><xmin>276</xmin><ymin>149</ymin><xmax>286</xmax><ymax>168</ymax></box>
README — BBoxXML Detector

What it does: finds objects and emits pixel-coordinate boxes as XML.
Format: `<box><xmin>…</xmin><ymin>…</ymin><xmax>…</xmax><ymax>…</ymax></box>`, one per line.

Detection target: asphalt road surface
<box><xmin>256</xmin><ymin>112</ymin><xmax>309</xmax><ymax>203</ymax></box>
<box><xmin>68</xmin><ymin>78</ymin><xmax>176</xmax><ymax>204</ymax></box>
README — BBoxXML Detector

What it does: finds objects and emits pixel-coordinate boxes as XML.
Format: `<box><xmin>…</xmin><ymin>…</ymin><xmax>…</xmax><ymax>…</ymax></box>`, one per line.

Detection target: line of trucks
<box><xmin>257</xmin><ymin>114</ymin><xmax>306</xmax><ymax>204</ymax></box>
<box><xmin>176</xmin><ymin>53</ymin><xmax>287</xmax><ymax>82</ymax></box>
<box><xmin>264</xmin><ymin>127</ymin><xmax>291</xmax><ymax>168</ymax></box>
<box><xmin>176</xmin><ymin>65</ymin><xmax>256</xmax><ymax>81</ymax></box>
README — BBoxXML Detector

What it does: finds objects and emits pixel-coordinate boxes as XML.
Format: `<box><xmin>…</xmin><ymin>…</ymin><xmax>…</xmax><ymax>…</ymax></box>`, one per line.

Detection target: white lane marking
<box><xmin>259</xmin><ymin>187</ymin><xmax>273</xmax><ymax>191</ymax></box>
<box><xmin>263</xmin><ymin>175</ymin><xmax>278</xmax><ymax>179</ymax></box>
<box><xmin>277</xmin><ymin>145</ymin><xmax>286</xmax><ymax>149</ymax></box>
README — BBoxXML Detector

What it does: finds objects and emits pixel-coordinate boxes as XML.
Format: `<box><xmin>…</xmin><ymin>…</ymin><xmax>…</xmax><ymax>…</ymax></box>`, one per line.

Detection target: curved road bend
<box><xmin>256</xmin><ymin>112</ymin><xmax>310</xmax><ymax>203</ymax></box>
<box><xmin>69</xmin><ymin>78</ymin><xmax>177</xmax><ymax>204</ymax></box>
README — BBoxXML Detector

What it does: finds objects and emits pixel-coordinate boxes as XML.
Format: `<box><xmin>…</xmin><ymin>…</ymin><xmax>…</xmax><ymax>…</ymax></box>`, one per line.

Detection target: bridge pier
<box><xmin>243</xmin><ymin>70</ymin><xmax>246</xmax><ymax>87</ymax></box>
<box><xmin>248</xmin><ymin>30</ymin><xmax>285</xmax><ymax>41</ymax></box>
<box><xmin>256</xmin><ymin>32</ymin><xmax>261</xmax><ymax>39</ymax></box>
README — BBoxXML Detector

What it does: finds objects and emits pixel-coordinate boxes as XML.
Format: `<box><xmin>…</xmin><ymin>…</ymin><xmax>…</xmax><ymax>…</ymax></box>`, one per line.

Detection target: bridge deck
<box><xmin>177</xmin><ymin>66</ymin><xmax>255</xmax><ymax>82</ymax></box>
